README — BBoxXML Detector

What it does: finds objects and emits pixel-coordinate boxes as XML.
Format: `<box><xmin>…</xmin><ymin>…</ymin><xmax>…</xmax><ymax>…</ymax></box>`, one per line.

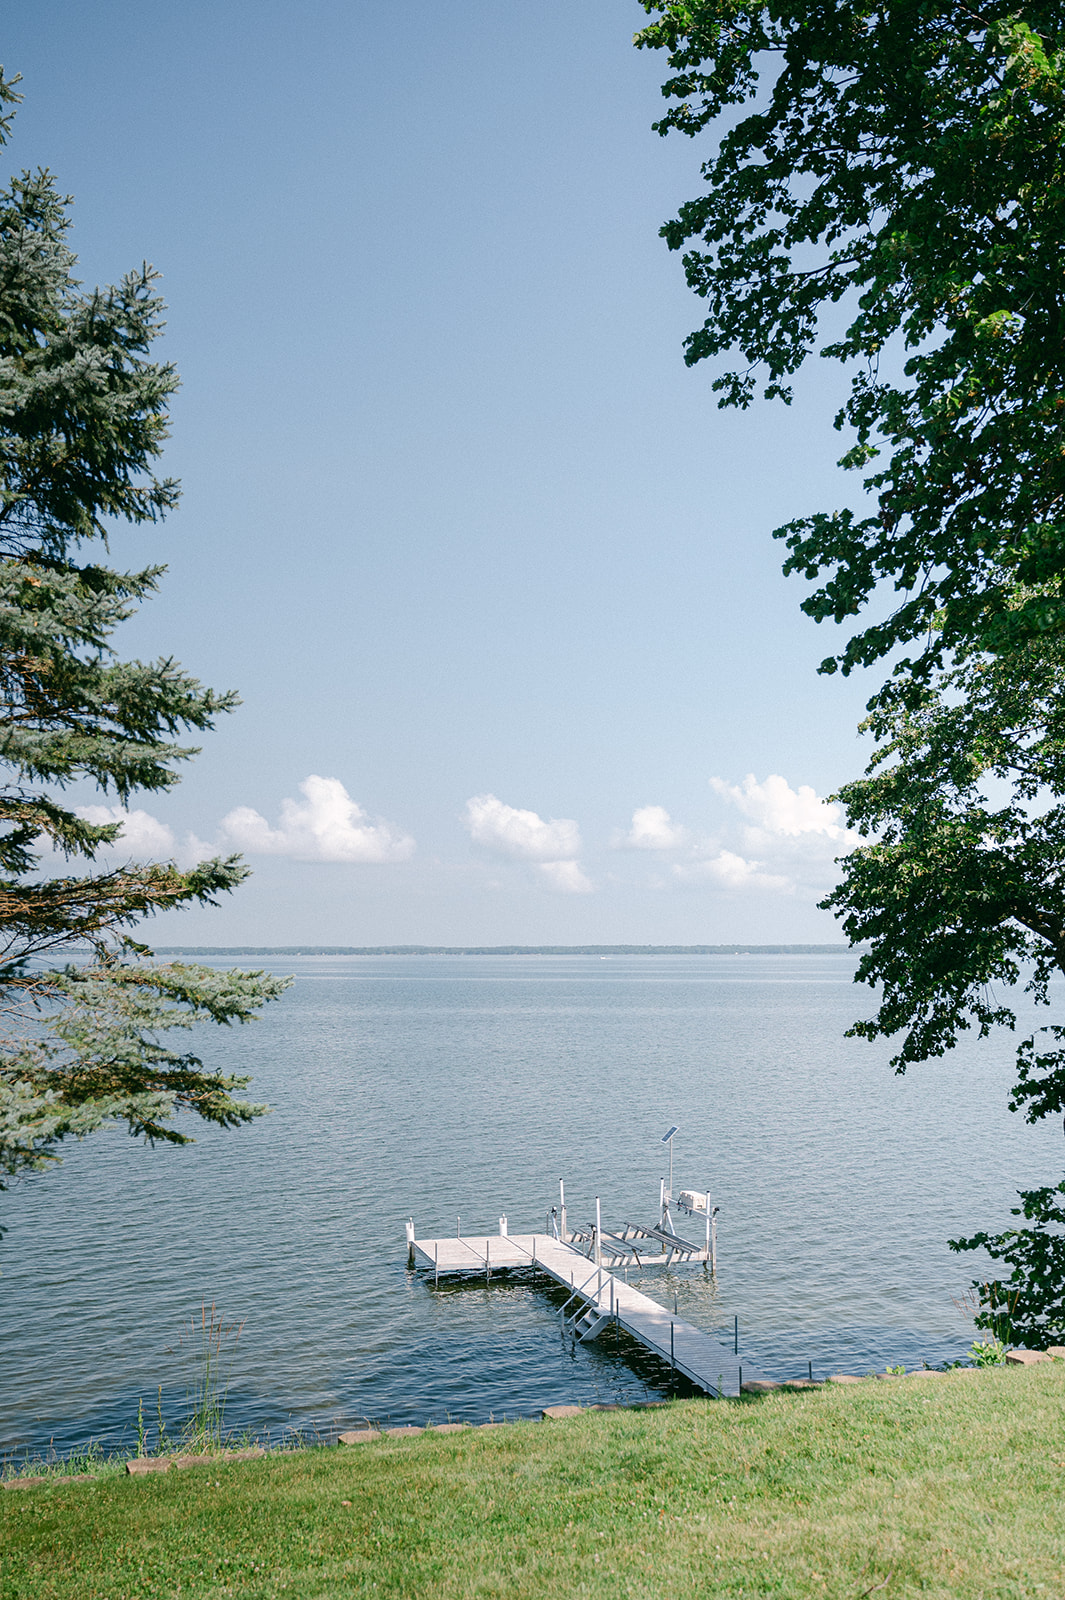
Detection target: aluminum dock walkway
<box><xmin>410</xmin><ymin>1231</ymin><xmax>759</xmax><ymax>1398</ymax></box>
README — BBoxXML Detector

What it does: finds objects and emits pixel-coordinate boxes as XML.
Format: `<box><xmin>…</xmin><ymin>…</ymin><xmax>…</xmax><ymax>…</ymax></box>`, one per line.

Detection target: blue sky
<box><xmin>9</xmin><ymin>2</ymin><xmax>883</xmax><ymax>944</ymax></box>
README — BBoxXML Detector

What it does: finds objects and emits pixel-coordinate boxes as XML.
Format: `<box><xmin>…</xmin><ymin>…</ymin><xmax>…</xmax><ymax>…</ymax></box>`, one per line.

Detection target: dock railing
<box><xmin>558</xmin><ymin>1264</ymin><xmax>606</xmax><ymax>1325</ymax></box>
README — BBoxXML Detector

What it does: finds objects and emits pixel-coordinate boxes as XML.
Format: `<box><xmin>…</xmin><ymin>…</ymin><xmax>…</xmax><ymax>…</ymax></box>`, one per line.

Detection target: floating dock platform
<box><xmin>408</xmin><ymin>1228</ymin><xmax>760</xmax><ymax>1398</ymax></box>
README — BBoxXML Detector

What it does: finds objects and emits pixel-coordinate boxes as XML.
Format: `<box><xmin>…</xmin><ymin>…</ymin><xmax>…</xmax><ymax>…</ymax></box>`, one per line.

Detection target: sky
<box><xmin>7</xmin><ymin>2</ymin><xmax>887</xmax><ymax>945</ymax></box>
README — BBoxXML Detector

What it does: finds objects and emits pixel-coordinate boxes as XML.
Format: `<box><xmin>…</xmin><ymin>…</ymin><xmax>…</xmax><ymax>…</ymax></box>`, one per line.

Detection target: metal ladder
<box><xmin>559</xmin><ymin>1265</ymin><xmax>611</xmax><ymax>1342</ymax></box>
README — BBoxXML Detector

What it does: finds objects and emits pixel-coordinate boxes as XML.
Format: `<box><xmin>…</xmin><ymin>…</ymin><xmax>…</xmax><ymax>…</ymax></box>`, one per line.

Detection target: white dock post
<box><xmin>499</xmin><ymin>1214</ymin><xmax>508</xmax><ymax>1237</ymax></box>
<box><xmin>660</xmin><ymin>1178</ymin><xmax>666</xmax><ymax>1230</ymax></box>
<box><xmin>405</xmin><ymin>1217</ymin><xmax>415</xmax><ymax>1265</ymax></box>
<box><xmin>559</xmin><ymin>1179</ymin><xmax>567</xmax><ymax>1243</ymax></box>
<box><xmin>711</xmin><ymin>1206</ymin><xmax>718</xmax><ymax>1276</ymax></box>
<box><xmin>595</xmin><ymin>1196</ymin><xmax>602</xmax><ymax>1300</ymax></box>
<box><xmin>704</xmin><ymin>1193</ymin><xmax>711</xmax><ymax>1260</ymax></box>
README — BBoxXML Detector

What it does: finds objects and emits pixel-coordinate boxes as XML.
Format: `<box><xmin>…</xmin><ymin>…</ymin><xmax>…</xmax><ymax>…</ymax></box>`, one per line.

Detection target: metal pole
<box><xmin>734</xmin><ymin>1315</ymin><xmax>738</xmax><ymax>1355</ymax></box>
<box><xmin>670</xmin><ymin>1321</ymin><xmax>675</xmax><ymax>1368</ymax></box>
<box><xmin>435</xmin><ymin>1242</ymin><xmax>439</xmax><ymax>1287</ymax></box>
<box><xmin>457</xmin><ymin>1215</ymin><xmax>461</xmax><ymax>1238</ymax></box>
<box><xmin>711</xmin><ymin>1209</ymin><xmax>718</xmax><ymax>1276</ymax></box>
<box><xmin>560</xmin><ymin>1179</ymin><xmax>566</xmax><ymax>1243</ymax></box>
<box><xmin>808</xmin><ymin>1360</ymin><xmax>813</xmax><ymax>1382</ymax></box>
<box><xmin>669</xmin><ymin>1134</ymin><xmax>674</xmax><ymax>1197</ymax></box>
<box><xmin>595</xmin><ymin>1196</ymin><xmax>602</xmax><ymax>1300</ymax></box>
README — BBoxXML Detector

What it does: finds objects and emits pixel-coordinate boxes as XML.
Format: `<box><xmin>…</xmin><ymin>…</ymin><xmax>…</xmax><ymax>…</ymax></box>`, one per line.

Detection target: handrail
<box><xmin>559</xmin><ymin>1266</ymin><xmax>602</xmax><ymax>1319</ymax></box>
<box><xmin>559</xmin><ymin>1265</ymin><xmax>605</xmax><ymax>1322</ymax></box>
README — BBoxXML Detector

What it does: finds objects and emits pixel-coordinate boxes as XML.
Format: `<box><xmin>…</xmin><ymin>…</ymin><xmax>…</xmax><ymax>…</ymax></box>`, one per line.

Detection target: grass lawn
<box><xmin>2</xmin><ymin>1365</ymin><xmax>1063</xmax><ymax>1598</ymax></box>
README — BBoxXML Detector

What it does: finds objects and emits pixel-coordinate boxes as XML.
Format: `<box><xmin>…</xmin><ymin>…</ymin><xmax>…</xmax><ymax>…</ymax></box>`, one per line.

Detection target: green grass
<box><xmin>3</xmin><ymin>1366</ymin><xmax>1064</xmax><ymax>1598</ymax></box>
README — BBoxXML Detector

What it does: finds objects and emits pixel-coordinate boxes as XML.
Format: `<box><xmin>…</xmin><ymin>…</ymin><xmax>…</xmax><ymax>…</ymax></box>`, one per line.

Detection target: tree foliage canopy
<box><xmin>637</xmin><ymin>3</ymin><xmax>1065</xmax><ymax>1339</ymax></box>
<box><xmin>636</xmin><ymin>1</ymin><xmax>1065</xmax><ymax>680</ymax></box>
<box><xmin>823</xmin><ymin>633</ymin><xmax>1065</xmax><ymax>1341</ymax></box>
<box><xmin>0</xmin><ymin>70</ymin><xmax>288</xmax><ymax>1194</ymax></box>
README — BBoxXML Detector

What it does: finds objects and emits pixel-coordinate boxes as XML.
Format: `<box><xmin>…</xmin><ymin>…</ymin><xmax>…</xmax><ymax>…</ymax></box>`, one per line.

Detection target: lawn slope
<box><xmin>3</xmin><ymin>1365</ymin><xmax>1063</xmax><ymax>1599</ymax></box>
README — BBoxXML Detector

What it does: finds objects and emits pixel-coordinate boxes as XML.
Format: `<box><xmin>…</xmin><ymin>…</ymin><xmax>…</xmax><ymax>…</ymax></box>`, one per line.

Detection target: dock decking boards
<box><xmin>410</xmin><ymin>1232</ymin><xmax>758</xmax><ymax>1398</ymax></box>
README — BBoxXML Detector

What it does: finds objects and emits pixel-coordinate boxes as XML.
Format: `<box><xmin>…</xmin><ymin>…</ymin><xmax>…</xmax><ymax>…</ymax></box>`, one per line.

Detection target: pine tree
<box><xmin>0</xmin><ymin>71</ymin><xmax>288</xmax><ymax>1195</ymax></box>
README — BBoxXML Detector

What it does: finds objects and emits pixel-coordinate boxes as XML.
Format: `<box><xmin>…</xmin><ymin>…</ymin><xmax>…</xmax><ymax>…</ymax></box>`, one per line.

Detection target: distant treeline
<box><xmin>153</xmin><ymin>944</ymin><xmax>861</xmax><ymax>956</ymax></box>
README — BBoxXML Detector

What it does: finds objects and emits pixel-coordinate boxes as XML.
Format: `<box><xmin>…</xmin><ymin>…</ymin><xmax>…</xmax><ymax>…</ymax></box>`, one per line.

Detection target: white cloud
<box><xmin>72</xmin><ymin>806</ymin><xmax>215</xmax><ymax>869</ymax></box>
<box><xmin>709</xmin><ymin>773</ymin><xmax>849</xmax><ymax>839</ymax></box>
<box><xmin>676</xmin><ymin>771</ymin><xmax>862</xmax><ymax>897</ymax></box>
<box><xmin>77</xmin><ymin>805</ymin><xmax>178</xmax><ymax>858</ymax></box>
<box><xmin>219</xmin><ymin>776</ymin><xmax>414</xmax><ymax>864</ymax></box>
<box><xmin>181</xmin><ymin>834</ymin><xmax>220</xmax><ymax>865</ymax></box>
<box><xmin>538</xmin><ymin>859</ymin><xmax>594</xmax><ymax>894</ymax></box>
<box><xmin>463</xmin><ymin>794</ymin><xmax>581</xmax><ymax>861</ymax></box>
<box><xmin>615</xmin><ymin>804</ymin><xmax>689</xmax><ymax>851</ymax></box>
<box><xmin>673</xmin><ymin>850</ymin><xmax>791</xmax><ymax>893</ymax></box>
<box><xmin>464</xmin><ymin>794</ymin><xmax>592</xmax><ymax>891</ymax></box>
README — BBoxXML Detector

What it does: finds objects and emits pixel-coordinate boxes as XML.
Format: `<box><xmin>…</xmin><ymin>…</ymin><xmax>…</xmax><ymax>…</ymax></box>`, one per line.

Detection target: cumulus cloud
<box><xmin>538</xmin><ymin>859</ymin><xmax>594</xmax><ymax>894</ymax></box>
<box><xmin>463</xmin><ymin>793</ymin><xmax>592</xmax><ymax>892</ymax></box>
<box><xmin>709</xmin><ymin>773</ymin><xmax>849</xmax><ymax>839</ymax></box>
<box><xmin>463</xmin><ymin>794</ymin><xmax>581</xmax><ymax>861</ymax></box>
<box><xmin>614</xmin><ymin>804</ymin><xmax>689</xmax><ymax>851</ymax></box>
<box><xmin>71</xmin><ymin>806</ymin><xmax>215</xmax><ymax>868</ymax></box>
<box><xmin>606</xmin><ymin>777</ymin><xmax>853</xmax><ymax>897</ymax></box>
<box><xmin>77</xmin><ymin>804</ymin><xmax>178</xmax><ymax>859</ymax></box>
<box><xmin>673</xmin><ymin>850</ymin><xmax>791</xmax><ymax>892</ymax></box>
<box><xmin>219</xmin><ymin>776</ymin><xmax>414</xmax><ymax>864</ymax></box>
<box><xmin>675</xmin><ymin>771</ymin><xmax>862</xmax><ymax>896</ymax></box>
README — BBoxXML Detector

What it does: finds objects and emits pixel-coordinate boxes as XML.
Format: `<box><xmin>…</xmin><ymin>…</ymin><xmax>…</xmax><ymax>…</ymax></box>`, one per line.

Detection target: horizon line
<box><xmin>152</xmin><ymin>943</ymin><xmax>861</xmax><ymax>956</ymax></box>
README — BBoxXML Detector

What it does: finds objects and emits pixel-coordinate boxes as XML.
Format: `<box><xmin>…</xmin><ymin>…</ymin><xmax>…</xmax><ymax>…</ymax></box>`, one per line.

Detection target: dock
<box><xmin>408</xmin><ymin>1229</ymin><xmax>759</xmax><ymax>1398</ymax></box>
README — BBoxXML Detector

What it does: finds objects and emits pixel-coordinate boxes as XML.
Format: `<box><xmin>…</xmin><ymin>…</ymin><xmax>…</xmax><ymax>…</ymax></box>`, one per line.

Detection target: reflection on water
<box><xmin>3</xmin><ymin>954</ymin><xmax>1060</xmax><ymax>1459</ymax></box>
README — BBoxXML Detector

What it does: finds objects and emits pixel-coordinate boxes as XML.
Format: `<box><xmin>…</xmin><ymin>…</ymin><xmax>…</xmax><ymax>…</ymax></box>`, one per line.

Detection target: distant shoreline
<box><xmin>152</xmin><ymin>944</ymin><xmax>862</xmax><ymax>957</ymax></box>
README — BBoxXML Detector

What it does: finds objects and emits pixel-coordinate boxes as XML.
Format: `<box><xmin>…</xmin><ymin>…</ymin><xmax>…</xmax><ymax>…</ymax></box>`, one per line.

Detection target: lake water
<box><xmin>3</xmin><ymin>953</ymin><xmax>1061</xmax><ymax>1462</ymax></box>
